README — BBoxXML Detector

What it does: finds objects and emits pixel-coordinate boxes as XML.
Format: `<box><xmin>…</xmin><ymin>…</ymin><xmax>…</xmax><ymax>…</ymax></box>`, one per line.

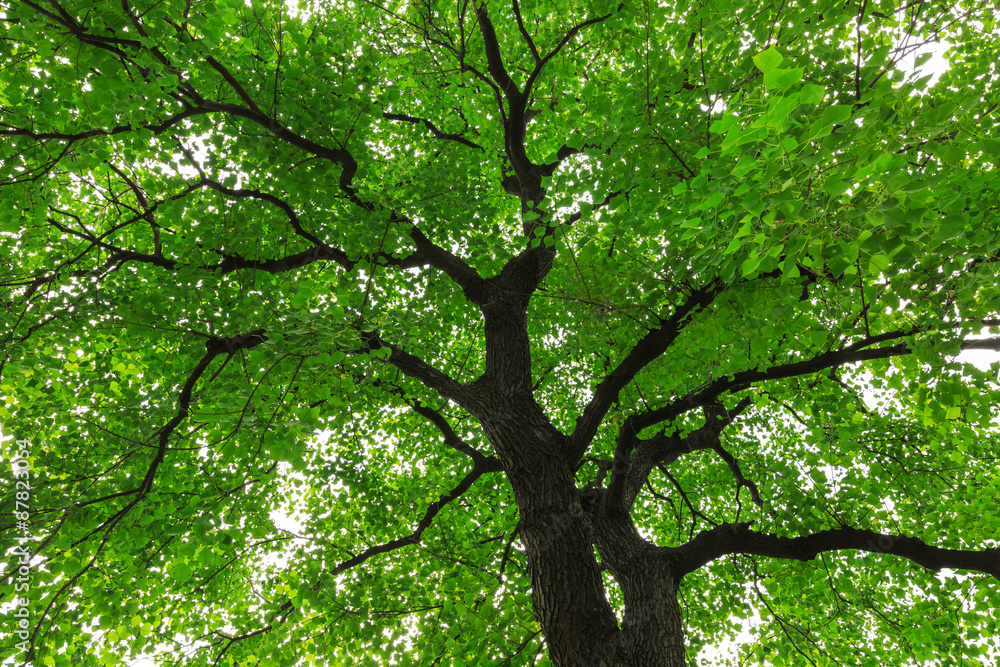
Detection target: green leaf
<box><xmin>170</xmin><ymin>563</ymin><xmax>192</xmax><ymax>583</ymax></box>
<box><xmin>822</xmin><ymin>104</ymin><xmax>853</xmax><ymax>126</ymax></box>
<box><xmin>799</xmin><ymin>84</ymin><xmax>825</xmax><ymax>105</ymax></box>
<box><xmin>764</xmin><ymin>67</ymin><xmax>804</xmax><ymax>91</ymax></box>
<box><xmin>741</xmin><ymin>256</ymin><xmax>761</xmax><ymax>277</ymax></box>
<box><xmin>753</xmin><ymin>46</ymin><xmax>784</xmax><ymax>73</ymax></box>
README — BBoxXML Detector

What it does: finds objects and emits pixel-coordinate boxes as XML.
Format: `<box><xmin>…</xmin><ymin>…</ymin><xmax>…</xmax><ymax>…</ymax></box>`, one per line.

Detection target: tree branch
<box><xmin>674</xmin><ymin>523</ymin><xmax>1000</xmax><ymax>580</ymax></box>
<box><xmin>1</xmin><ymin>105</ymin><xmax>210</xmax><ymax>142</ymax></box>
<box><xmin>603</xmin><ymin>400</ymin><xmax>750</xmax><ymax>512</ymax></box>
<box><xmin>511</xmin><ymin>0</ymin><xmax>541</xmax><ymax>64</ymax></box>
<box><xmin>632</xmin><ymin>333</ymin><xmax>1000</xmax><ymax>434</ymax></box>
<box><xmin>360</xmin><ymin>332</ymin><xmax>476</xmax><ymax>412</ymax></box>
<box><xmin>383</xmin><ymin>111</ymin><xmax>484</xmax><ymax>151</ymax></box>
<box><xmin>193</xmin><ymin>172</ymin><xmax>333</xmax><ymax>250</ymax></box>
<box><xmin>196</xmin><ymin>100</ymin><xmax>363</xmax><ymax>203</ymax></box>
<box><xmin>407</xmin><ymin>399</ymin><xmax>500</xmax><ymax>468</ymax></box>
<box><xmin>329</xmin><ymin>463</ymin><xmax>499</xmax><ymax>576</ymax></box>
<box><xmin>567</xmin><ymin>279</ymin><xmax>727</xmax><ymax>463</ymax></box>
<box><xmin>141</xmin><ymin>329</ymin><xmax>268</xmax><ymax>495</ymax></box>
<box><xmin>474</xmin><ymin>6</ymin><xmax>521</xmax><ymax>98</ymax></box>
<box><xmin>408</xmin><ymin>225</ymin><xmax>488</xmax><ymax>301</ymax></box>
<box><xmin>523</xmin><ymin>11</ymin><xmax>613</xmax><ymax>98</ymax></box>
<box><xmin>709</xmin><ymin>434</ymin><xmax>763</xmax><ymax>512</ymax></box>
<box><xmin>205</xmin><ymin>55</ymin><xmax>263</xmax><ymax>114</ymax></box>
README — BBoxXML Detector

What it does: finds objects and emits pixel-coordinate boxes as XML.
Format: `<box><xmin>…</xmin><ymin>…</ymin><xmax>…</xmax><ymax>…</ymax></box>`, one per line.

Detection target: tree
<box><xmin>1</xmin><ymin>0</ymin><xmax>999</xmax><ymax>664</ymax></box>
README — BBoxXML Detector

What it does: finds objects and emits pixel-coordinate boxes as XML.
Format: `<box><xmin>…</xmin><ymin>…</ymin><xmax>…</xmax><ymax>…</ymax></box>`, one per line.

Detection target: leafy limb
<box><xmin>674</xmin><ymin>524</ymin><xmax>1000</xmax><ymax>580</ymax></box>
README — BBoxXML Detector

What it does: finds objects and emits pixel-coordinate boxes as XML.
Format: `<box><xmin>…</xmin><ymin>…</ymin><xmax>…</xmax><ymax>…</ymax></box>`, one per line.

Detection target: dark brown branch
<box><xmin>205</xmin><ymin>55</ymin><xmax>263</xmax><ymax>113</ymax></box>
<box><xmin>0</xmin><ymin>105</ymin><xmax>209</xmax><ymax>142</ymax></box>
<box><xmin>383</xmin><ymin>112</ymin><xmax>484</xmax><ymax>151</ymax></box>
<box><xmin>660</xmin><ymin>466</ymin><xmax>718</xmax><ymax>534</ymax></box>
<box><xmin>674</xmin><ymin>523</ymin><xmax>1000</xmax><ymax>580</ymax></box>
<box><xmin>496</xmin><ymin>523</ymin><xmax>522</xmax><ymax>586</ymax></box>
<box><xmin>11</xmin><ymin>2</ymin><xmax>370</xmax><ymax>207</ymax></box>
<box><xmin>962</xmin><ymin>337</ymin><xmax>1000</xmax><ymax>352</ymax></box>
<box><xmin>140</xmin><ymin>329</ymin><xmax>267</xmax><ymax>495</ymax></box>
<box><xmin>523</xmin><ymin>11</ymin><xmax>613</xmax><ymax>98</ymax></box>
<box><xmin>361</xmin><ymin>332</ymin><xmax>475</xmax><ymax>412</ymax></box>
<box><xmin>604</xmin><ymin>400</ymin><xmax>749</xmax><ymax>512</ymax></box>
<box><xmin>197</xmin><ymin>100</ymin><xmax>362</xmax><ymax>202</ymax></box>
<box><xmin>329</xmin><ymin>463</ymin><xmax>497</xmax><ymax>577</ymax></box>
<box><xmin>47</xmin><ymin>183</ymin><xmax>457</xmax><ymax>282</ymax></box>
<box><xmin>709</xmin><ymin>436</ymin><xmax>763</xmax><ymax>510</ymax></box>
<box><xmin>567</xmin><ymin>279</ymin><xmax>726</xmax><ymax>463</ymax></box>
<box><xmin>209</xmin><ymin>235</ymin><xmax>432</xmax><ymax>275</ymax></box>
<box><xmin>408</xmin><ymin>226</ymin><xmax>487</xmax><ymax>300</ymax></box>
<box><xmin>195</xmin><ymin>174</ymin><xmax>332</xmax><ymax>249</ymax></box>
<box><xmin>408</xmin><ymin>399</ymin><xmax>499</xmax><ymax>468</ymax></box>
<box><xmin>46</xmin><ymin>161</ymin><xmax>400</xmax><ymax>277</ymax></box>
<box><xmin>511</xmin><ymin>0</ymin><xmax>541</xmax><ymax>64</ymax></box>
<box><xmin>206</xmin><ymin>246</ymin><xmax>355</xmax><ymax>274</ymax></box>
<box><xmin>966</xmin><ymin>253</ymin><xmax>1000</xmax><ymax>271</ymax></box>
<box><xmin>633</xmin><ymin>334</ymin><xmax>1000</xmax><ymax>434</ymax></box>
<box><xmin>23</xmin><ymin>496</ymin><xmax>140</xmax><ymax>660</ymax></box>
<box><xmin>474</xmin><ymin>6</ymin><xmax>521</xmax><ymax>98</ymax></box>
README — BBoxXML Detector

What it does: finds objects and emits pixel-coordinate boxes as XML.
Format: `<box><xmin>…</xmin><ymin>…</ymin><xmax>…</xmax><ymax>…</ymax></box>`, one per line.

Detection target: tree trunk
<box><xmin>592</xmin><ymin>504</ymin><xmax>689</xmax><ymax>667</ymax></box>
<box><xmin>471</xmin><ymin>292</ymin><xmax>689</xmax><ymax>665</ymax></box>
<box><xmin>477</xmin><ymin>395</ymin><xmax>688</xmax><ymax>666</ymax></box>
<box><xmin>617</xmin><ymin>568</ymin><xmax>687</xmax><ymax>666</ymax></box>
<box><xmin>475</xmin><ymin>393</ymin><xmax>619</xmax><ymax>664</ymax></box>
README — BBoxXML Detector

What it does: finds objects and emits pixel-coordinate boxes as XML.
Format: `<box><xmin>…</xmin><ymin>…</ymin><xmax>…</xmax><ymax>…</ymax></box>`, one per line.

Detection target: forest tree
<box><xmin>1</xmin><ymin>0</ymin><xmax>999</xmax><ymax>665</ymax></box>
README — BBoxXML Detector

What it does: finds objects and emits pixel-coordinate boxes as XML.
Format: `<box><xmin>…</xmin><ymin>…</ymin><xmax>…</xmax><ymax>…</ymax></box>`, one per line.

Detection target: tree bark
<box><xmin>477</xmin><ymin>393</ymin><xmax>692</xmax><ymax>666</ymax></box>
<box><xmin>618</xmin><ymin>570</ymin><xmax>686</xmax><ymax>667</ymax></box>
<box><xmin>477</xmin><ymin>393</ymin><xmax>622</xmax><ymax>665</ymax></box>
<box><xmin>469</xmin><ymin>268</ymin><xmax>691</xmax><ymax>665</ymax></box>
<box><xmin>591</xmin><ymin>501</ymin><xmax>689</xmax><ymax>667</ymax></box>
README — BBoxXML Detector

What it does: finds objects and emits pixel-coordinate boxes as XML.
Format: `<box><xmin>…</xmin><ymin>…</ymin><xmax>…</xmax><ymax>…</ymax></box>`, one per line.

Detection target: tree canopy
<box><xmin>1</xmin><ymin>0</ymin><xmax>999</xmax><ymax>665</ymax></box>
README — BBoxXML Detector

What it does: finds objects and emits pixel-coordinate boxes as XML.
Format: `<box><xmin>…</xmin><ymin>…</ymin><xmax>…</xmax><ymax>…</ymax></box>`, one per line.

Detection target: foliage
<box><xmin>1</xmin><ymin>0</ymin><xmax>999</xmax><ymax>665</ymax></box>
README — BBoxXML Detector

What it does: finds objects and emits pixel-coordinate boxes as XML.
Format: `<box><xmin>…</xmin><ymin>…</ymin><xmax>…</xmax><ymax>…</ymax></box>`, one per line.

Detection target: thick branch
<box><xmin>205</xmin><ymin>55</ymin><xmax>263</xmax><ymax>114</ymax></box>
<box><xmin>408</xmin><ymin>226</ymin><xmax>487</xmax><ymax>301</ymax></box>
<box><xmin>604</xmin><ymin>400</ymin><xmax>749</xmax><ymax>511</ymax></box>
<box><xmin>674</xmin><ymin>523</ymin><xmax>1000</xmax><ymax>580</ymax></box>
<box><xmin>474</xmin><ymin>7</ymin><xmax>521</xmax><ymax>98</ymax></box>
<box><xmin>633</xmin><ymin>334</ymin><xmax>1000</xmax><ymax>433</ymax></box>
<box><xmin>710</xmin><ymin>437</ymin><xmax>762</xmax><ymax>509</ymax></box>
<box><xmin>361</xmin><ymin>332</ymin><xmax>475</xmax><ymax>412</ymax></box>
<box><xmin>567</xmin><ymin>279</ymin><xmax>726</xmax><ymax>463</ymax></box>
<box><xmin>207</xmin><ymin>246</ymin><xmax>354</xmax><ymax>274</ymax></box>
<box><xmin>962</xmin><ymin>337</ymin><xmax>1000</xmax><ymax>352</ymax></box>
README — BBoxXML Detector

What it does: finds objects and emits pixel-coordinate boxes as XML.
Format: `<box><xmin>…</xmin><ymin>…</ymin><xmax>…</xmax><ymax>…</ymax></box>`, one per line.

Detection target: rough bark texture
<box><xmin>464</xmin><ymin>275</ymin><xmax>692</xmax><ymax>664</ymax></box>
<box><xmin>481</xmin><ymin>404</ymin><xmax>688</xmax><ymax>666</ymax></box>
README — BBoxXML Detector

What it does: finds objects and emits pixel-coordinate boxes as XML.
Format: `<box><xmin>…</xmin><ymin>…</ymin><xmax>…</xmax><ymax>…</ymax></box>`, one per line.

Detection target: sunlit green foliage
<box><xmin>1</xmin><ymin>0</ymin><xmax>999</xmax><ymax>665</ymax></box>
